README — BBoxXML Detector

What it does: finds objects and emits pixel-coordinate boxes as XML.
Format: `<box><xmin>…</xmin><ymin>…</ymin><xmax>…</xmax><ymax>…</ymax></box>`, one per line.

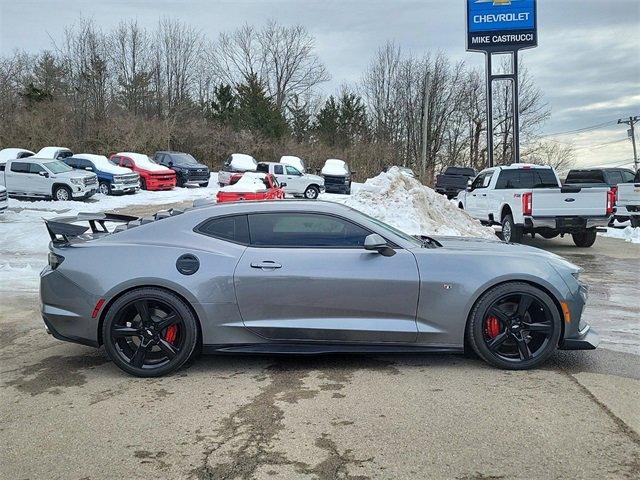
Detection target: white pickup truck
<box><xmin>617</xmin><ymin>171</ymin><xmax>640</xmax><ymax>227</ymax></box>
<box><xmin>456</xmin><ymin>164</ymin><xmax>614</xmax><ymax>247</ymax></box>
<box><xmin>257</xmin><ymin>162</ymin><xmax>325</xmax><ymax>199</ymax></box>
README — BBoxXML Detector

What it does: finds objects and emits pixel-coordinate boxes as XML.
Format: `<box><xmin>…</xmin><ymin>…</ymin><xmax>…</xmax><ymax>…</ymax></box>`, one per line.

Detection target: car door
<box><xmin>284</xmin><ymin>165</ymin><xmax>304</xmax><ymax>194</ymax></box>
<box><xmin>233</xmin><ymin>212</ymin><xmax>420</xmax><ymax>343</ymax></box>
<box><xmin>465</xmin><ymin>172</ymin><xmax>486</xmax><ymax>218</ymax></box>
<box><xmin>8</xmin><ymin>161</ymin><xmax>29</xmax><ymax>193</ymax></box>
<box><xmin>28</xmin><ymin>162</ymin><xmax>51</xmax><ymax>195</ymax></box>
<box><xmin>271</xmin><ymin>164</ymin><xmax>289</xmax><ymax>191</ymax></box>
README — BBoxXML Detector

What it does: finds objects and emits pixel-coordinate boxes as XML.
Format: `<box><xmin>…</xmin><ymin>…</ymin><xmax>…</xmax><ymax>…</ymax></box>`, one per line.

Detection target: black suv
<box><xmin>153</xmin><ymin>151</ymin><xmax>210</xmax><ymax>187</ymax></box>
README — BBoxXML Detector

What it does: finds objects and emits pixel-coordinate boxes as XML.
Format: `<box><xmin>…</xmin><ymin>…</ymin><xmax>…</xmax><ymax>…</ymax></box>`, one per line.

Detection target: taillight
<box><xmin>48</xmin><ymin>252</ymin><xmax>65</xmax><ymax>270</ymax></box>
<box><xmin>606</xmin><ymin>189</ymin><xmax>615</xmax><ymax>215</ymax></box>
<box><xmin>522</xmin><ymin>192</ymin><xmax>533</xmax><ymax>216</ymax></box>
<box><xmin>611</xmin><ymin>186</ymin><xmax>618</xmax><ymax>203</ymax></box>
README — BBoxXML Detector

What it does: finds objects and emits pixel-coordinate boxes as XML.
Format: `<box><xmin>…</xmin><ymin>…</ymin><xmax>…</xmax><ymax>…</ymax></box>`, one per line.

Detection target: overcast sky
<box><xmin>1</xmin><ymin>0</ymin><xmax>638</xmax><ymax>168</ymax></box>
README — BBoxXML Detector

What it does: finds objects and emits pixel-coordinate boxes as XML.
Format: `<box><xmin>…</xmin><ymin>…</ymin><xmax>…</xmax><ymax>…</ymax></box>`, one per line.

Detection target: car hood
<box><xmin>305</xmin><ymin>174</ymin><xmax>324</xmax><ymax>183</ymax></box>
<box><xmin>174</xmin><ymin>163</ymin><xmax>209</xmax><ymax>170</ymax></box>
<box><xmin>53</xmin><ymin>171</ymin><xmax>96</xmax><ymax>181</ymax></box>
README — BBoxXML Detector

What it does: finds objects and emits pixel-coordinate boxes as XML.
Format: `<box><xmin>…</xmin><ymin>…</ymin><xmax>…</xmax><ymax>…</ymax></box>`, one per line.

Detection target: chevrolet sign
<box><xmin>466</xmin><ymin>0</ymin><xmax>537</xmax><ymax>52</ymax></box>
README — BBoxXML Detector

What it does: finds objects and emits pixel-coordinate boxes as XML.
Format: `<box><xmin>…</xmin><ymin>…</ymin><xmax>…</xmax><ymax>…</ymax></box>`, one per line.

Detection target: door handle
<box><xmin>250</xmin><ymin>261</ymin><xmax>282</xmax><ymax>269</ymax></box>
<box><xmin>481</xmin><ymin>194</ymin><xmax>487</xmax><ymax>197</ymax></box>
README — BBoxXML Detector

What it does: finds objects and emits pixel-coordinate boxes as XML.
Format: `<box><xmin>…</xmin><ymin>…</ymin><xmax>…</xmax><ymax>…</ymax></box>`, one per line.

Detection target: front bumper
<box><xmin>560</xmin><ymin>324</ymin><xmax>600</xmax><ymax>350</ymax></box>
<box><xmin>325</xmin><ymin>184</ymin><xmax>351</xmax><ymax>194</ymax></box>
<box><xmin>71</xmin><ymin>186</ymin><xmax>97</xmax><ymax>198</ymax></box>
<box><xmin>111</xmin><ymin>182</ymin><xmax>140</xmax><ymax>193</ymax></box>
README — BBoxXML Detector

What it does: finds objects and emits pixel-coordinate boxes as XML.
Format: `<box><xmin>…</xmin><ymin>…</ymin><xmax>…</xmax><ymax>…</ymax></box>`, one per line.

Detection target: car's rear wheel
<box><xmin>467</xmin><ymin>282</ymin><xmax>561</xmax><ymax>370</ymax></box>
<box><xmin>632</xmin><ymin>217</ymin><xmax>640</xmax><ymax>228</ymax></box>
<box><xmin>501</xmin><ymin>214</ymin><xmax>522</xmax><ymax>243</ymax></box>
<box><xmin>572</xmin><ymin>229</ymin><xmax>597</xmax><ymax>248</ymax></box>
<box><xmin>53</xmin><ymin>185</ymin><xmax>71</xmax><ymax>201</ymax></box>
<box><xmin>304</xmin><ymin>185</ymin><xmax>319</xmax><ymax>199</ymax></box>
<box><xmin>103</xmin><ymin>288</ymin><xmax>198</xmax><ymax>377</ymax></box>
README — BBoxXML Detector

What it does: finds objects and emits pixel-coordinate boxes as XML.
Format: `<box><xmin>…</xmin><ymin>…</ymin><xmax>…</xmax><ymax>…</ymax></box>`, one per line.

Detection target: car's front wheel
<box><xmin>304</xmin><ymin>185</ymin><xmax>319</xmax><ymax>199</ymax></box>
<box><xmin>102</xmin><ymin>288</ymin><xmax>198</xmax><ymax>377</ymax></box>
<box><xmin>467</xmin><ymin>282</ymin><xmax>561</xmax><ymax>370</ymax></box>
<box><xmin>98</xmin><ymin>181</ymin><xmax>111</xmax><ymax>195</ymax></box>
<box><xmin>53</xmin><ymin>185</ymin><xmax>71</xmax><ymax>201</ymax></box>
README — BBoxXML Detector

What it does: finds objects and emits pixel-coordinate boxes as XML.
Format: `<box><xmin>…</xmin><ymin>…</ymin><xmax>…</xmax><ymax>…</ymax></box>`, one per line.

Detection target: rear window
<box><xmin>10</xmin><ymin>162</ymin><xmax>30</xmax><ymax>173</ymax></box>
<box><xmin>445</xmin><ymin>167</ymin><xmax>475</xmax><ymax>176</ymax></box>
<box><xmin>496</xmin><ymin>168</ymin><xmax>557</xmax><ymax>189</ymax></box>
<box><xmin>196</xmin><ymin>215</ymin><xmax>250</xmax><ymax>244</ymax></box>
<box><xmin>565</xmin><ymin>170</ymin><xmax>605</xmax><ymax>184</ymax></box>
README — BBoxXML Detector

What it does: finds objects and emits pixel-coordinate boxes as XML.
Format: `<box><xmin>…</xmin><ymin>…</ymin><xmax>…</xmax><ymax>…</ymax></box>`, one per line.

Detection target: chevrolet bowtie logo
<box><xmin>475</xmin><ymin>0</ymin><xmax>516</xmax><ymax>5</ymax></box>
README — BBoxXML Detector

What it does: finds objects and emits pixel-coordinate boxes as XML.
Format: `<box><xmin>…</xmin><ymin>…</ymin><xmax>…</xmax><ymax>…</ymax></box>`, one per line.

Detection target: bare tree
<box><xmin>522</xmin><ymin>140</ymin><xmax>575</xmax><ymax>171</ymax></box>
<box><xmin>209</xmin><ymin>24</ymin><xmax>266</xmax><ymax>87</ymax></box>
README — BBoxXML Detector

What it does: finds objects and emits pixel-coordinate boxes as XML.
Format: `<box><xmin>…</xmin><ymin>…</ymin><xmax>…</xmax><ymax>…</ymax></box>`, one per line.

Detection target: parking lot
<box><xmin>1</xmin><ymin>200</ymin><xmax>639</xmax><ymax>480</ymax></box>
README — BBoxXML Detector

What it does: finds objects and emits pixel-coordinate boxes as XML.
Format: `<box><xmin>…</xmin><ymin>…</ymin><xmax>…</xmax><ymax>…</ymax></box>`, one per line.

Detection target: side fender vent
<box><xmin>176</xmin><ymin>254</ymin><xmax>200</xmax><ymax>276</ymax></box>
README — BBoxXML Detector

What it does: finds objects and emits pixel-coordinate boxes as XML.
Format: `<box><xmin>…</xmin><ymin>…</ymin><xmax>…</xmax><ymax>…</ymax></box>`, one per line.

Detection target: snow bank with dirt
<box><xmin>337</xmin><ymin>167</ymin><xmax>496</xmax><ymax>239</ymax></box>
<box><xmin>599</xmin><ymin>226</ymin><xmax>640</xmax><ymax>244</ymax></box>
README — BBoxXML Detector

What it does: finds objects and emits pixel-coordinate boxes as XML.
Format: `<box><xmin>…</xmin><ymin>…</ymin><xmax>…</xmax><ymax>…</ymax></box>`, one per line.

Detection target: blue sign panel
<box><xmin>466</xmin><ymin>0</ymin><xmax>537</xmax><ymax>52</ymax></box>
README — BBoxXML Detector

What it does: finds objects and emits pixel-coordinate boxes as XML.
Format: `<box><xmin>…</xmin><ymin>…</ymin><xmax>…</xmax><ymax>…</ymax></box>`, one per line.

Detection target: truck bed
<box><xmin>531</xmin><ymin>187</ymin><xmax>610</xmax><ymax>217</ymax></box>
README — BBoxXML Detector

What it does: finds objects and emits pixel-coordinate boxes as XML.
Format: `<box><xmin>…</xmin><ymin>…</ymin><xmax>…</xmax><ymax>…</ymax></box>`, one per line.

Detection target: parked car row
<box><xmin>0</xmin><ymin>146</ymin><xmax>213</xmax><ymax>201</ymax></box>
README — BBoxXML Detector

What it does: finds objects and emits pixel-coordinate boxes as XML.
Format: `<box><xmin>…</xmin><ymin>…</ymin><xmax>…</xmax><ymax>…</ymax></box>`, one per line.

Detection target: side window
<box><xmin>471</xmin><ymin>173</ymin><xmax>486</xmax><ymax>190</ymax></box>
<box><xmin>29</xmin><ymin>163</ymin><xmax>46</xmax><ymax>174</ymax></box>
<box><xmin>608</xmin><ymin>171</ymin><xmax>623</xmax><ymax>185</ymax></box>
<box><xmin>196</xmin><ymin>215</ymin><xmax>250</xmax><ymax>244</ymax></box>
<box><xmin>274</xmin><ymin>164</ymin><xmax>284</xmax><ymax>175</ymax></box>
<box><xmin>495</xmin><ymin>170</ymin><xmax>519</xmax><ymax>189</ymax></box>
<box><xmin>285</xmin><ymin>166</ymin><xmax>300</xmax><ymax>176</ymax></box>
<box><xmin>10</xmin><ymin>162</ymin><xmax>30</xmax><ymax>173</ymax></box>
<box><xmin>621</xmin><ymin>170</ymin><xmax>635</xmax><ymax>183</ymax></box>
<box><xmin>248</xmin><ymin>213</ymin><xmax>371</xmax><ymax>248</ymax></box>
<box><xmin>123</xmin><ymin>159</ymin><xmax>133</xmax><ymax>168</ymax></box>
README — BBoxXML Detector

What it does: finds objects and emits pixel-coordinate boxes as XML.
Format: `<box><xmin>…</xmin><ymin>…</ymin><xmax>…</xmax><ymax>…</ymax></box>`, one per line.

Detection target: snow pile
<box><xmin>280</xmin><ymin>155</ymin><xmax>305</xmax><ymax>173</ymax></box>
<box><xmin>338</xmin><ymin>167</ymin><xmax>496</xmax><ymax>239</ymax></box>
<box><xmin>599</xmin><ymin>226</ymin><xmax>640</xmax><ymax>244</ymax></box>
<box><xmin>230</xmin><ymin>153</ymin><xmax>257</xmax><ymax>171</ymax></box>
<box><xmin>117</xmin><ymin>152</ymin><xmax>171</xmax><ymax>172</ymax></box>
<box><xmin>219</xmin><ymin>172</ymin><xmax>267</xmax><ymax>193</ymax></box>
<box><xmin>73</xmin><ymin>154</ymin><xmax>133</xmax><ymax>175</ymax></box>
<box><xmin>321</xmin><ymin>159</ymin><xmax>349</xmax><ymax>176</ymax></box>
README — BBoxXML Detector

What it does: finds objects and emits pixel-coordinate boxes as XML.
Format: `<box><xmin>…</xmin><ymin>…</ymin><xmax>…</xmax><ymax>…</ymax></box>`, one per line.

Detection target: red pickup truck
<box><xmin>109</xmin><ymin>152</ymin><xmax>176</xmax><ymax>191</ymax></box>
<box><xmin>216</xmin><ymin>173</ymin><xmax>285</xmax><ymax>203</ymax></box>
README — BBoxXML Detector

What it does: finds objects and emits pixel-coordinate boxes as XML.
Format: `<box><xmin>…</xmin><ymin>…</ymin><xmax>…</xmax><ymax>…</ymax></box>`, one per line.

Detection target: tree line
<box><xmin>0</xmin><ymin>17</ymin><xmax>573</xmax><ymax>183</ymax></box>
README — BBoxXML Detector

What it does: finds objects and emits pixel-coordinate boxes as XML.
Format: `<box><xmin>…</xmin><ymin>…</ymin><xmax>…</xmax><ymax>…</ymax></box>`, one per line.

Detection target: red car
<box><xmin>216</xmin><ymin>173</ymin><xmax>285</xmax><ymax>203</ymax></box>
<box><xmin>110</xmin><ymin>152</ymin><xmax>176</xmax><ymax>191</ymax></box>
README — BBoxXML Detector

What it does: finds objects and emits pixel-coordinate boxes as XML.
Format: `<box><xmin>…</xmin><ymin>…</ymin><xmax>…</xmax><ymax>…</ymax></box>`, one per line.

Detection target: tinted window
<box><xmin>248</xmin><ymin>213</ymin><xmax>371</xmax><ymax>247</ymax></box>
<box><xmin>531</xmin><ymin>169</ymin><xmax>558</xmax><ymax>188</ymax></box>
<box><xmin>565</xmin><ymin>170</ymin><xmax>605</xmax><ymax>184</ymax></box>
<box><xmin>445</xmin><ymin>167</ymin><xmax>475</xmax><ymax>176</ymax></box>
<box><xmin>56</xmin><ymin>150</ymin><xmax>73</xmax><ymax>160</ymax></box>
<box><xmin>197</xmin><ymin>215</ymin><xmax>249</xmax><ymax>244</ymax></box>
<box><xmin>10</xmin><ymin>162</ymin><xmax>30</xmax><ymax>173</ymax></box>
<box><xmin>274</xmin><ymin>164</ymin><xmax>284</xmax><ymax>175</ymax></box>
<box><xmin>608</xmin><ymin>171</ymin><xmax>624</xmax><ymax>185</ymax></box>
<box><xmin>256</xmin><ymin>163</ymin><xmax>269</xmax><ymax>173</ymax></box>
<box><xmin>621</xmin><ymin>170</ymin><xmax>636</xmax><ymax>183</ymax></box>
<box><xmin>495</xmin><ymin>170</ymin><xmax>520</xmax><ymax>189</ymax></box>
<box><xmin>471</xmin><ymin>172</ymin><xmax>492</xmax><ymax>190</ymax></box>
<box><xmin>29</xmin><ymin>163</ymin><xmax>46</xmax><ymax>174</ymax></box>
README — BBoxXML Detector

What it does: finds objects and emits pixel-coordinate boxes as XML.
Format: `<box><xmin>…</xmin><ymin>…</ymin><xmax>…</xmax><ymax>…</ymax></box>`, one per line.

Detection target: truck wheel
<box><xmin>572</xmin><ymin>229</ymin><xmax>597</xmax><ymax>247</ymax></box>
<box><xmin>140</xmin><ymin>178</ymin><xmax>147</xmax><ymax>190</ymax></box>
<box><xmin>501</xmin><ymin>214</ymin><xmax>523</xmax><ymax>243</ymax></box>
<box><xmin>53</xmin><ymin>185</ymin><xmax>71</xmax><ymax>201</ymax></box>
<box><xmin>176</xmin><ymin>177</ymin><xmax>185</xmax><ymax>188</ymax></box>
<box><xmin>631</xmin><ymin>217</ymin><xmax>640</xmax><ymax>228</ymax></box>
<box><xmin>304</xmin><ymin>185</ymin><xmax>319</xmax><ymax>199</ymax></box>
<box><xmin>98</xmin><ymin>182</ymin><xmax>111</xmax><ymax>196</ymax></box>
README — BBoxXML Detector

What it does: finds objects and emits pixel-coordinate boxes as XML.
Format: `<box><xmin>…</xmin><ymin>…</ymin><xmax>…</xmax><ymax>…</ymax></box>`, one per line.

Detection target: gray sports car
<box><xmin>41</xmin><ymin>200</ymin><xmax>599</xmax><ymax>377</ymax></box>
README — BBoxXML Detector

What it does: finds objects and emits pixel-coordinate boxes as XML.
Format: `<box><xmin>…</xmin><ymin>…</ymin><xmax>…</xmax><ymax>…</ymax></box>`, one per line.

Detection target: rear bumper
<box><xmin>560</xmin><ymin>324</ymin><xmax>600</xmax><ymax>350</ymax></box>
<box><xmin>524</xmin><ymin>215</ymin><xmax>611</xmax><ymax>231</ymax></box>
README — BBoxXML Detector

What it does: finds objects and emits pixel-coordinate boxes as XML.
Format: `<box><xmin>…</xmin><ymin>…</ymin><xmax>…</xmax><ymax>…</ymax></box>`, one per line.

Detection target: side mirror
<box><xmin>38</xmin><ymin>171</ymin><xmax>49</xmax><ymax>178</ymax></box>
<box><xmin>280</xmin><ymin>182</ymin><xmax>287</xmax><ymax>187</ymax></box>
<box><xmin>466</xmin><ymin>179</ymin><xmax>473</xmax><ymax>191</ymax></box>
<box><xmin>364</xmin><ymin>233</ymin><xmax>395</xmax><ymax>257</ymax></box>
<box><xmin>168</xmin><ymin>161</ymin><xmax>173</xmax><ymax>167</ymax></box>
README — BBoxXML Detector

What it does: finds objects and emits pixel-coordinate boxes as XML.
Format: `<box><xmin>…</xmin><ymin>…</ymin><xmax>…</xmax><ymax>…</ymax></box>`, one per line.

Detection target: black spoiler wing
<box><xmin>45</xmin><ymin>212</ymin><xmax>139</xmax><ymax>244</ymax></box>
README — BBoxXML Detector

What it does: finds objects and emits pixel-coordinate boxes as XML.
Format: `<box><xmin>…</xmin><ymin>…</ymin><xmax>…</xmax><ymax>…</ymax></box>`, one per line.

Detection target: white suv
<box><xmin>2</xmin><ymin>158</ymin><xmax>98</xmax><ymax>201</ymax></box>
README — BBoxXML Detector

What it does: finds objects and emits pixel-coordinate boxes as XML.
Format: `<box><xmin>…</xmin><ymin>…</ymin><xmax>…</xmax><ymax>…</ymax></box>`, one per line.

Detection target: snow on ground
<box><xmin>599</xmin><ymin>226</ymin><xmax>640</xmax><ymax>244</ymax></box>
<box><xmin>327</xmin><ymin>167</ymin><xmax>496</xmax><ymax>239</ymax></box>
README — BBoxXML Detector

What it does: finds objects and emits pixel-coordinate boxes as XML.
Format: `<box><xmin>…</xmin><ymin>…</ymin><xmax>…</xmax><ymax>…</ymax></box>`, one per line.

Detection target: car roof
<box><xmin>7</xmin><ymin>156</ymin><xmax>60</xmax><ymax>164</ymax></box>
<box><xmin>194</xmin><ymin>199</ymin><xmax>353</xmax><ymax>216</ymax></box>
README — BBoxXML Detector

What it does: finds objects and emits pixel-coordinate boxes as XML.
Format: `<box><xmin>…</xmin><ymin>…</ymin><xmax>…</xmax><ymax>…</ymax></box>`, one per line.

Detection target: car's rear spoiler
<box><xmin>45</xmin><ymin>213</ymin><xmax>138</xmax><ymax>244</ymax></box>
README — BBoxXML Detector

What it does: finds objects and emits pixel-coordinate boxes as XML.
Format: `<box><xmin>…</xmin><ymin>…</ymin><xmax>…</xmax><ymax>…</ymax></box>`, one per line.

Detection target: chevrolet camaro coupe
<box><xmin>41</xmin><ymin>201</ymin><xmax>599</xmax><ymax>377</ymax></box>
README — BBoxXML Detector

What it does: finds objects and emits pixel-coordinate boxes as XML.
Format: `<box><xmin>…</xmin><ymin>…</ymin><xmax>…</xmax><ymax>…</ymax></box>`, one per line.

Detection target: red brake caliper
<box><xmin>485</xmin><ymin>316</ymin><xmax>501</xmax><ymax>339</ymax></box>
<box><xmin>164</xmin><ymin>324</ymin><xmax>178</xmax><ymax>344</ymax></box>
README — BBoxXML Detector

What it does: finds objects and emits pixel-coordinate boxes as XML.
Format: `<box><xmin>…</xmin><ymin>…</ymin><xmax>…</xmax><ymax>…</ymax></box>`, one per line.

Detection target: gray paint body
<box><xmin>40</xmin><ymin>200</ymin><xmax>595</xmax><ymax>352</ymax></box>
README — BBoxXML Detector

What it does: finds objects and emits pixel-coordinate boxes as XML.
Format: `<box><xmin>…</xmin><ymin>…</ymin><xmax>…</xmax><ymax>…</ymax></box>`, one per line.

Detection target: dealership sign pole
<box><xmin>466</xmin><ymin>0</ymin><xmax>538</xmax><ymax>167</ymax></box>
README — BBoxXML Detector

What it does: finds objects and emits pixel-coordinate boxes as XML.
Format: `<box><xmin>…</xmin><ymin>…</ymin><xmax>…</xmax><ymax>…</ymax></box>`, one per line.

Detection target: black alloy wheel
<box><xmin>103</xmin><ymin>288</ymin><xmax>197</xmax><ymax>377</ymax></box>
<box><xmin>468</xmin><ymin>282</ymin><xmax>561</xmax><ymax>369</ymax></box>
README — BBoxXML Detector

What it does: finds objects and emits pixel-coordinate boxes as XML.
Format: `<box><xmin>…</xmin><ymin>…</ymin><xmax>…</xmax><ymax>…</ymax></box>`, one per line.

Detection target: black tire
<box><xmin>102</xmin><ymin>287</ymin><xmax>198</xmax><ymax>377</ymax></box>
<box><xmin>200</xmin><ymin>181</ymin><xmax>209</xmax><ymax>188</ymax></box>
<box><xmin>501</xmin><ymin>214</ymin><xmax>523</xmax><ymax>243</ymax></box>
<box><xmin>218</xmin><ymin>182</ymin><xmax>225</xmax><ymax>188</ymax></box>
<box><xmin>458</xmin><ymin>203</ymin><xmax>464</xmax><ymax>210</ymax></box>
<box><xmin>98</xmin><ymin>181</ymin><xmax>111</xmax><ymax>196</ymax></box>
<box><xmin>466</xmin><ymin>282</ymin><xmax>561</xmax><ymax>370</ymax></box>
<box><xmin>140</xmin><ymin>178</ymin><xmax>147</xmax><ymax>190</ymax></box>
<box><xmin>572</xmin><ymin>229</ymin><xmax>597</xmax><ymax>248</ymax></box>
<box><xmin>177</xmin><ymin>177</ymin><xmax>185</xmax><ymax>188</ymax></box>
<box><xmin>631</xmin><ymin>217</ymin><xmax>640</xmax><ymax>228</ymax></box>
<box><xmin>304</xmin><ymin>185</ymin><xmax>319</xmax><ymax>199</ymax></box>
<box><xmin>53</xmin><ymin>185</ymin><xmax>72</xmax><ymax>201</ymax></box>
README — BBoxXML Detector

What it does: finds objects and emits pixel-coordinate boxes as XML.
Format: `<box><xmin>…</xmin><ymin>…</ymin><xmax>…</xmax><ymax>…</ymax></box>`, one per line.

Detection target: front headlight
<box><xmin>70</xmin><ymin>178</ymin><xmax>83</xmax><ymax>185</ymax></box>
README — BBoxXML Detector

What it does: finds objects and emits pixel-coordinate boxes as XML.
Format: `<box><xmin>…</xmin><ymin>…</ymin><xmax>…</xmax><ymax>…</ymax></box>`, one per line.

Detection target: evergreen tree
<box><xmin>314</xmin><ymin>95</ymin><xmax>340</xmax><ymax>146</ymax></box>
<box><xmin>287</xmin><ymin>94</ymin><xmax>311</xmax><ymax>142</ymax></box>
<box><xmin>314</xmin><ymin>92</ymin><xmax>368</xmax><ymax>147</ymax></box>
<box><xmin>209</xmin><ymin>84</ymin><xmax>236</xmax><ymax>124</ymax></box>
<box><xmin>233</xmin><ymin>74</ymin><xmax>288</xmax><ymax>138</ymax></box>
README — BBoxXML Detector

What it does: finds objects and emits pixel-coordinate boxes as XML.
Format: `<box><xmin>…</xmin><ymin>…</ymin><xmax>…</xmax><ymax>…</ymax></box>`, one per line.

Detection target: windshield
<box><xmin>355</xmin><ymin>210</ymin><xmax>423</xmax><ymax>247</ymax></box>
<box><xmin>172</xmin><ymin>153</ymin><xmax>199</xmax><ymax>165</ymax></box>
<box><xmin>44</xmin><ymin>161</ymin><xmax>73</xmax><ymax>174</ymax></box>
